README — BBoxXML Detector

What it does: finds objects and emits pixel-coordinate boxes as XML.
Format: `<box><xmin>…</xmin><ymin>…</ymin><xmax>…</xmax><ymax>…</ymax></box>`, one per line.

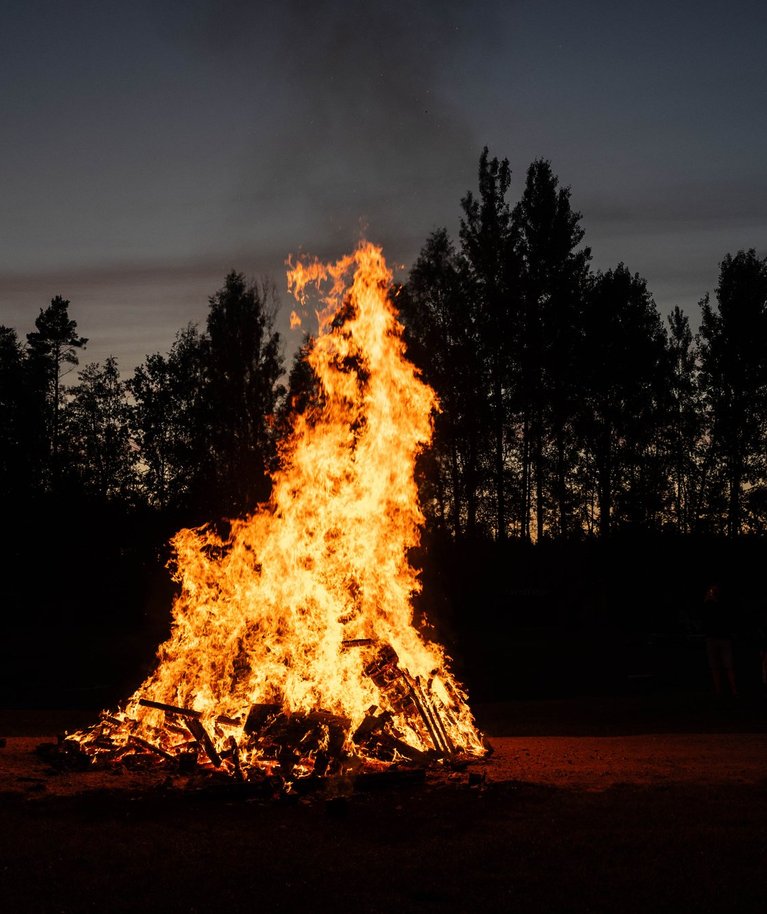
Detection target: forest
<box><xmin>2</xmin><ymin>148</ymin><xmax>766</xmax><ymax>703</ymax></box>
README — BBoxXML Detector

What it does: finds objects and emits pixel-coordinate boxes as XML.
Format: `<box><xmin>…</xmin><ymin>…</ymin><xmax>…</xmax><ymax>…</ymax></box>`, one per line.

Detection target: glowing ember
<box><xmin>69</xmin><ymin>242</ymin><xmax>485</xmax><ymax>786</ymax></box>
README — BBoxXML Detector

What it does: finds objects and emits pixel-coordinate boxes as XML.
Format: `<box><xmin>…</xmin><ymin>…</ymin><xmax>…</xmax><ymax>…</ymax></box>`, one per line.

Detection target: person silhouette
<box><xmin>702</xmin><ymin>581</ymin><xmax>737</xmax><ymax>698</ymax></box>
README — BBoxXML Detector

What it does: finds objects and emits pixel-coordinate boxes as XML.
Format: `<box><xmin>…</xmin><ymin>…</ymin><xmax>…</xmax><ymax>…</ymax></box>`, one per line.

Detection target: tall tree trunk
<box><xmin>450</xmin><ymin>440</ymin><xmax>461</xmax><ymax>540</ymax></box>
<box><xmin>555</xmin><ymin>424</ymin><xmax>567</xmax><ymax>537</ymax></box>
<box><xmin>534</xmin><ymin>419</ymin><xmax>544</xmax><ymax>541</ymax></box>
<box><xmin>728</xmin><ymin>459</ymin><xmax>742</xmax><ymax>537</ymax></box>
<box><xmin>598</xmin><ymin>426</ymin><xmax>611</xmax><ymax>538</ymax></box>
<box><xmin>465</xmin><ymin>432</ymin><xmax>478</xmax><ymax>538</ymax></box>
<box><xmin>494</xmin><ymin>368</ymin><xmax>505</xmax><ymax>542</ymax></box>
<box><xmin>521</xmin><ymin>408</ymin><xmax>530</xmax><ymax>541</ymax></box>
<box><xmin>50</xmin><ymin>345</ymin><xmax>62</xmax><ymax>489</ymax></box>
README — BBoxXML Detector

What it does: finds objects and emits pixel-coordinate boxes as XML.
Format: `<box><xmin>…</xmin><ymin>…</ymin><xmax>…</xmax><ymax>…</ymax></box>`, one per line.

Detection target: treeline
<box><xmin>399</xmin><ymin>150</ymin><xmax>767</xmax><ymax>540</ymax></box>
<box><xmin>0</xmin><ymin>273</ymin><xmax>284</xmax><ymax>528</ymax></box>
<box><xmin>1</xmin><ymin>148</ymin><xmax>767</xmax><ymax>545</ymax></box>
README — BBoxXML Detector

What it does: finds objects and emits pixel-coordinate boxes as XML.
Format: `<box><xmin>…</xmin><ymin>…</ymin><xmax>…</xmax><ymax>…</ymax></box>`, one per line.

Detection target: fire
<box><xmin>70</xmin><ymin>242</ymin><xmax>485</xmax><ymax>784</ymax></box>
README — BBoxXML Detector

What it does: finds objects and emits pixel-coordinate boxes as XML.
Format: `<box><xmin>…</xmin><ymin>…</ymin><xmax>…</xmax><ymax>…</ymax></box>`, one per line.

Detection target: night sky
<box><xmin>1</xmin><ymin>0</ymin><xmax>766</xmax><ymax>373</ymax></box>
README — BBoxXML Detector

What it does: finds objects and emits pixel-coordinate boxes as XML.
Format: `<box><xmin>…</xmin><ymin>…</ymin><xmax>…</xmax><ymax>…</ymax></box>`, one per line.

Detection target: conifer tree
<box><xmin>698</xmin><ymin>250</ymin><xmax>767</xmax><ymax>535</ymax></box>
<box><xmin>400</xmin><ymin>229</ymin><xmax>488</xmax><ymax>537</ymax></box>
<box><xmin>512</xmin><ymin>159</ymin><xmax>590</xmax><ymax>539</ymax></box>
<box><xmin>460</xmin><ymin>149</ymin><xmax>521</xmax><ymax>540</ymax></box>
<box><xmin>66</xmin><ymin>357</ymin><xmax>136</xmax><ymax>501</ymax></box>
<box><xmin>206</xmin><ymin>272</ymin><xmax>284</xmax><ymax>515</ymax></box>
<box><xmin>25</xmin><ymin>296</ymin><xmax>87</xmax><ymax>489</ymax></box>
<box><xmin>578</xmin><ymin>265</ymin><xmax>667</xmax><ymax>536</ymax></box>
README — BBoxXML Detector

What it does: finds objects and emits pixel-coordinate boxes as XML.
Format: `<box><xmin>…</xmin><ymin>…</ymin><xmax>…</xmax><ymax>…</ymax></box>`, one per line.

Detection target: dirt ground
<box><xmin>1</xmin><ymin>699</ymin><xmax>766</xmax><ymax>913</ymax></box>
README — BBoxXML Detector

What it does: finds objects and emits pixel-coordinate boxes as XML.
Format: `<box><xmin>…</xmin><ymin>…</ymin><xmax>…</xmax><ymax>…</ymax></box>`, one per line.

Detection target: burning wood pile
<box><xmin>63</xmin><ymin>640</ymin><xmax>482</xmax><ymax>791</ymax></box>
<box><xmin>66</xmin><ymin>243</ymin><xmax>486</xmax><ymax>792</ymax></box>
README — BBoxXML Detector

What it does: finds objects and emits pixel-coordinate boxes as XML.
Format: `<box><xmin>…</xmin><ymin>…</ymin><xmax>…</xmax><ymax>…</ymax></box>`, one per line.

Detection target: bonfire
<box><xmin>66</xmin><ymin>242</ymin><xmax>486</xmax><ymax>791</ymax></box>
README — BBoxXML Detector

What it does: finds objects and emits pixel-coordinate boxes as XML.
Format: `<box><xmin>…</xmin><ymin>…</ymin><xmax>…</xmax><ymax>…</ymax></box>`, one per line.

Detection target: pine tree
<box><xmin>698</xmin><ymin>250</ymin><xmax>767</xmax><ymax>535</ymax></box>
<box><xmin>25</xmin><ymin>296</ymin><xmax>87</xmax><ymax>489</ymax></box>
<box><xmin>400</xmin><ymin>229</ymin><xmax>488</xmax><ymax>537</ymax></box>
<box><xmin>205</xmin><ymin>272</ymin><xmax>285</xmax><ymax>516</ymax></box>
<box><xmin>512</xmin><ymin>160</ymin><xmax>590</xmax><ymax>539</ymax></box>
<box><xmin>662</xmin><ymin>307</ymin><xmax>704</xmax><ymax>533</ymax></box>
<box><xmin>66</xmin><ymin>357</ymin><xmax>136</xmax><ymax>501</ymax></box>
<box><xmin>0</xmin><ymin>326</ymin><xmax>30</xmax><ymax>501</ymax></box>
<box><xmin>578</xmin><ymin>265</ymin><xmax>667</xmax><ymax>536</ymax></box>
<box><xmin>129</xmin><ymin>325</ymin><xmax>211</xmax><ymax>514</ymax></box>
<box><xmin>460</xmin><ymin>149</ymin><xmax>521</xmax><ymax>540</ymax></box>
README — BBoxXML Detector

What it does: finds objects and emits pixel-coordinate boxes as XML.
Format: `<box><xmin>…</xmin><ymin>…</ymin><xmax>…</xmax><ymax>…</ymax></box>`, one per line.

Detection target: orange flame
<box><xmin>74</xmin><ymin>241</ymin><xmax>483</xmax><ymax>772</ymax></box>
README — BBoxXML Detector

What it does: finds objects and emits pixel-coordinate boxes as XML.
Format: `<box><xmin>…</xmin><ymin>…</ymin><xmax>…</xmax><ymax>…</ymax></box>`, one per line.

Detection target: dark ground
<box><xmin>1</xmin><ymin>533</ymin><xmax>765</xmax><ymax>911</ymax></box>
<box><xmin>1</xmin><ymin>695</ymin><xmax>766</xmax><ymax>914</ymax></box>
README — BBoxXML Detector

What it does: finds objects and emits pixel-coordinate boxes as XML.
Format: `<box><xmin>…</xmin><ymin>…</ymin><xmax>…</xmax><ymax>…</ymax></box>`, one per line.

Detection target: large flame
<box><xmin>74</xmin><ymin>242</ymin><xmax>483</xmax><ymax>774</ymax></box>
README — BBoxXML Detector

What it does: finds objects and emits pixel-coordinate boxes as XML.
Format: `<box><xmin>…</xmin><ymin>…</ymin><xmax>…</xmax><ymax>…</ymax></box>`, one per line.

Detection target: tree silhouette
<box><xmin>66</xmin><ymin>357</ymin><xmax>136</xmax><ymax>501</ymax></box>
<box><xmin>698</xmin><ymin>250</ymin><xmax>767</xmax><ymax>535</ymax></box>
<box><xmin>25</xmin><ymin>296</ymin><xmax>87</xmax><ymax>489</ymax></box>
<box><xmin>460</xmin><ymin>148</ymin><xmax>520</xmax><ymax>540</ymax></box>
<box><xmin>400</xmin><ymin>229</ymin><xmax>488</xmax><ymax>538</ymax></box>
<box><xmin>129</xmin><ymin>325</ymin><xmax>211</xmax><ymax>514</ymax></box>
<box><xmin>0</xmin><ymin>326</ymin><xmax>30</xmax><ymax>503</ymax></box>
<box><xmin>512</xmin><ymin>159</ymin><xmax>591</xmax><ymax>539</ymax></box>
<box><xmin>205</xmin><ymin>272</ymin><xmax>284</xmax><ymax>516</ymax></box>
<box><xmin>577</xmin><ymin>264</ymin><xmax>666</xmax><ymax>536</ymax></box>
<box><xmin>661</xmin><ymin>307</ymin><xmax>705</xmax><ymax>534</ymax></box>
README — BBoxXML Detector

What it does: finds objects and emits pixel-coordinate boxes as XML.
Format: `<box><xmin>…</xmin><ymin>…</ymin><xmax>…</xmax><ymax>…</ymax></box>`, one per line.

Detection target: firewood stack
<box><xmin>59</xmin><ymin>641</ymin><xmax>486</xmax><ymax>792</ymax></box>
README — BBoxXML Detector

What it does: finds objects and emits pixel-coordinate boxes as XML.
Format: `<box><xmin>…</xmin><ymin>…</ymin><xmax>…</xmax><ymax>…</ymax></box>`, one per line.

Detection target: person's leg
<box><xmin>706</xmin><ymin>638</ymin><xmax>723</xmax><ymax>696</ymax></box>
<box><xmin>721</xmin><ymin>639</ymin><xmax>737</xmax><ymax>697</ymax></box>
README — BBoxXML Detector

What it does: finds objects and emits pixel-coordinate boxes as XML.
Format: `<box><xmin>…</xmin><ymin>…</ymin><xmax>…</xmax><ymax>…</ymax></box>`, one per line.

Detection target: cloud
<box><xmin>582</xmin><ymin>175</ymin><xmax>767</xmax><ymax>233</ymax></box>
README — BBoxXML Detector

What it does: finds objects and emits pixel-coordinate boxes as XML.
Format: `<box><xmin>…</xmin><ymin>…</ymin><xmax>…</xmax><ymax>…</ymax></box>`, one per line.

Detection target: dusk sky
<box><xmin>1</xmin><ymin>0</ymin><xmax>766</xmax><ymax>374</ymax></box>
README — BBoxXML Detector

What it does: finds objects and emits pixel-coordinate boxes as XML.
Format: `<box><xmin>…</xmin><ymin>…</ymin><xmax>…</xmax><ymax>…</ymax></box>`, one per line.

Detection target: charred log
<box><xmin>128</xmin><ymin>734</ymin><xmax>176</xmax><ymax>762</ymax></box>
<box><xmin>185</xmin><ymin>718</ymin><xmax>222</xmax><ymax>767</ymax></box>
<box><xmin>138</xmin><ymin>699</ymin><xmax>202</xmax><ymax>719</ymax></box>
<box><xmin>244</xmin><ymin>704</ymin><xmax>281</xmax><ymax>735</ymax></box>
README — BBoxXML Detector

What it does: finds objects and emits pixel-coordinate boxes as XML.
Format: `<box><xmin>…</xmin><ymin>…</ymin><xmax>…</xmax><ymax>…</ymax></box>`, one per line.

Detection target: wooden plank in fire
<box><xmin>402</xmin><ymin>671</ymin><xmax>448</xmax><ymax>756</ymax></box>
<box><xmin>90</xmin><ymin>736</ymin><xmax>119</xmax><ymax>749</ymax></box>
<box><xmin>158</xmin><ymin>720</ymin><xmax>189</xmax><ymax>737</ymax></box>
<box><xmin>362</xmin><ymin>642</ymin><xmax>448</xmax><ymax>756</ymax></box>
<box><xmin>138</xmin><ymin>698</ymin><xmax>202</xmax><ymax>719</ymax></box>
<box><xmin>368</xmin><ymin>731</ymin><xmax>432</xmax><ymax>765</ymax></box>
<box><xmin>185</xmin><ymin>717</ymin><xmax>222</xmax><ymax>767</ymax></box>
<box><xmin>101</xmin><ymin>714</ymin><xmax>129</xmax><ymax>728</ymax></box>
<box><xmin>128</xmin><ymin>734</ymin><xmax>176</xmax><ymax>762</ymax></box>
<box><xmin>244</xmin><ymin>704</ymin><xmax>281</xmax><ymax>735</ymax></box>
<box><xmin>351</xmin><ymin>706</ymin><xmax>392</xmax><ymax>744</ymax></box>
<box><xmin>416</xmin><ymin>676</ymin><xmax>455</xmax><ymax>754</ymax></box>
<box><xmin>216</xmin><ymin>714</ymin><xmax>243</xmax><ymax>727</ymax></box>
